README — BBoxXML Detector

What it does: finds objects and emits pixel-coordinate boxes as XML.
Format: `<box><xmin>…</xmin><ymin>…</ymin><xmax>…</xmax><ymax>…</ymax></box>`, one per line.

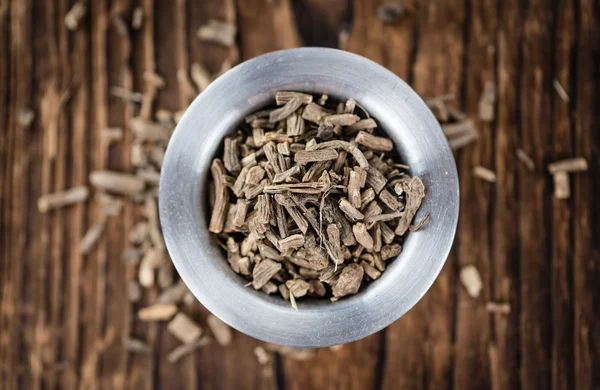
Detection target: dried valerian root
<box><xmin>209</xmin><ymin>92</ymin><xmax>427</xmax><ymax>306</ymax></box>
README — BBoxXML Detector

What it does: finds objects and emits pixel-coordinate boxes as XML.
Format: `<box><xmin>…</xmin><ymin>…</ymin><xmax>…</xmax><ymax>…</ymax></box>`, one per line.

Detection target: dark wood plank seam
<box><xmin>513</xmin><ymin>0</ymin><xmax>526</xmax><ymax>387</ymax></box>
<box><xmin>274</xmin><ymin>352</ymin><xmax>286</xmax><ymax>390</ymax></box>
<box><xmin>373</xmin><ymin>329</ymin><xmax>387</xmax><ymax>390</ymax></box>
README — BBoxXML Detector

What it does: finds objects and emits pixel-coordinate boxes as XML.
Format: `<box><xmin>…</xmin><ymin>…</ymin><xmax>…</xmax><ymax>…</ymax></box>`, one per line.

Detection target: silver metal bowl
<box><xmin>159</xmin><ymin>48</ymin><xmax>459</xmax><ymax>347</ymax></box>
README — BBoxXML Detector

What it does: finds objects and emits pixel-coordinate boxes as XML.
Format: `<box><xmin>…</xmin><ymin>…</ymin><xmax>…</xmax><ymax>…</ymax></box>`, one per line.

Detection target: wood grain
<box><xmin>573</xmin><ymin>1</ymin><xmax>599</xmax><ymax>388</ymax></box>
<box><xmin>519</xmin><ymin>0</ymin><xmax>553</xmax><ymax>386</ymax></box>
<box><xmin>491</xmin><ymin>0</ymin><xmax>522</xmax><ymax>388</ymax></box>
<box><xmin>550</xmin><ymin>0</ymin><xmax>575</xmax><ymax>389</ymax></box>
<box><xmin>453</xmin><ymin>0</ymin><xmax>495</xmax><ymax>387</ymax></box>
<box><xmin>0</xmin><ymin>0</ymin><xmax>599</xmax><ymax>389</ymax></box>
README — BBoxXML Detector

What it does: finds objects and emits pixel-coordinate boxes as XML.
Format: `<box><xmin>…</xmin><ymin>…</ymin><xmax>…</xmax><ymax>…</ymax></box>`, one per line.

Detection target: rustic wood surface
<box><xmin>1</xmin><ymin>0</ymin><xmax>599</xmax><ymax>389</ymax></box>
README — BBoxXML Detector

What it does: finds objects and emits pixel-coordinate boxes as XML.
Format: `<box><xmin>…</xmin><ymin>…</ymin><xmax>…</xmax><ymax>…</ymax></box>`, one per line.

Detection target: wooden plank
<box><xmin>156</xmin><ymin>0</ymin><xmax>197</xmax><ymax>388</ymax></box>
<box><xmin>126</xmin><ymin>0</ymin><xmax>161</xmax><ymax>388</ymax></box>
<box><xmin>77</xmin><ymin>0</ymin><xmax>110</xmax><ymax>388</ymax></box>
<box><xmin>518</xmin><ymin>0</ymin><xmax>554</xmax><ymax>387</ymax></box>
<box><xmin>452</xmin><ymin>0</ymin><xmax>496</xmax><ymax>388</ymax></box>
<box><xmin>291</xmin><ymin>0</ymin><xmax>348</xmax><ymax>47</ymax></box>
<box><xmin>573</xmin><ymin>1</ymin><xmax>599</xmax><ymax>388</ymax></box>
<box><xmin>491</xmin><ymin>0</ymin><xmax>522</xmax><ymax>388</ymax></box>
<box><xmin>98</xmin><ymin>1</ymin><xmax>136</xmax><ymax>389</ymax></box>
<box><xmin>550</xmin><ymin>0</ymin><xmax>575</xmax><ymax>389</ymax></box>
<box><xmin>0</xmin><ymin>0</ymin><xmax>9</xmax><ymax>384</ymax></box>
<box><xmin>3</xmin><ymin>0</ymin><xmax>34</xmax><ymax>388</ymax></box>
<box><xmin>237</xmin><ymin>0</ymin><xmax>301</xmax><ymax>59</ymax></box>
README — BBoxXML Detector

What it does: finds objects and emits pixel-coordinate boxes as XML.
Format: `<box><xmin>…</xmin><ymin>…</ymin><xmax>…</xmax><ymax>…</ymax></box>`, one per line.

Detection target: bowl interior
<box><xmin>159</xmin><ymin>48</ymin><xmax>459</xmax><ymax>347</ymax></box>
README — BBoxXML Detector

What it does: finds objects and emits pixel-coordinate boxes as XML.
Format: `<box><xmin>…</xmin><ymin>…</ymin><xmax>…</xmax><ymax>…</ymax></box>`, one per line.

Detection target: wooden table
<box><xmin>1</xmin><ymin>0</ymin><xmax>599</xmax><ymax>389</ymax></box>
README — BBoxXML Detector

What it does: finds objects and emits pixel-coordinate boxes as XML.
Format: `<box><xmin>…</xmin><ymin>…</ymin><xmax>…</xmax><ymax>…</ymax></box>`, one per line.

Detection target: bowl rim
<box><xmin>159</xmin><ymin>47</ymin><xmax>459</xmax><ymax>347</ymax></box>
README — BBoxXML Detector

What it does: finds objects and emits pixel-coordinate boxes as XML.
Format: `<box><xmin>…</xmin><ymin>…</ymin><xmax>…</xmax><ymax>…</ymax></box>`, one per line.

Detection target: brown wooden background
<box><xmin>1</xmin><ymin>0</ymin><xmax>599</xmax><ymax>389</ymax></box>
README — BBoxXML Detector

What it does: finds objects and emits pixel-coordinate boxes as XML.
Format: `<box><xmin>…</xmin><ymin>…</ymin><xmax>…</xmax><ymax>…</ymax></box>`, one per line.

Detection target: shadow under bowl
<box><xmin>159</xmin><ymin>48</ymin><xmax>459</xmax><ymax>347</ymax></box>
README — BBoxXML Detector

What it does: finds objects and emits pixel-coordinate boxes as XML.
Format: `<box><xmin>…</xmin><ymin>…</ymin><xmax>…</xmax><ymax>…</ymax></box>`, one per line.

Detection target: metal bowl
<box><xmin>159</xmin><ymin>48</ymin><xmax>459</xmax><ymax>347</ymax></box>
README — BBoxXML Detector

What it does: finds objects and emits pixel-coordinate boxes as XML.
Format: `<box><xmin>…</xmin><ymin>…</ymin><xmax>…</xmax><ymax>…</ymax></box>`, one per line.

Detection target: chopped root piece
<box><xmin>361</xmin><ymin>261</ymin><xmax>381</xmax><ymax>280</ymax></box>
<box><xmin>254</xmin><ymin>346</ymin><xmax>271</xmax><ymax>364</ymax></box>
<box><xmin>473</xmin><ymin>166</ymin><xmax>497</xmax><ymax>183</ymax></box>
<box><xmin>90</xmin><ymin>170</ymin><xmax>145</xmax><ymax>196</ymax></box>
<box><xmin>395</xmin><ymin>177</ymin><xmax>425</xmax><ymax>236</ymax></box>
<box><xmin>278</xmin><ymin>234</ymin><xmax>305</xmax><ymax>251</ymax></box>
<box><xmin>207</xmin><ymin>315</ymin><xmax>233</xmax><ymax>346</ymax></box>
<box><xmin>80</xmin><ymin>221</ymin><xmax>106</xmax><ymax>255</ymax></box>
<box><xmin>285</xmin><ymin>279</ymin><xmax>311</xmax><ymax>298</ymax></box>
<box><xmin>332</xmin><ymin>264</ymin><xmax>364</xmax><ymax>297</ymax></box>
<box><xmin>197</xmin><ymin>19</ymin><xmax>237</xmax><ymax>47</ymax></box>
<box><xmin>552</xmin><ymin>79</ymin><xmax>570</xmax><ymax>102</ymax></box>
<box><xmin>126</xmin><ymin>338</ymin><xmax>150</xmax><ymax>354</ymax></box>
<box><xmin>209</xmin><ymin>160</ymin><xmax>230</xmax><ymax>233</ymax></box>
<box><xmin>275</xmin><ymin>91</ymin><xmax>313</xmax><ymax>105</ymax></box>
<box><xmin>409</xmin><ymin>212</ymin><xmax>431</xmax><ymax>232</ymax></box>
<box><xmin>547</xmin><ymin>157</ymin><xmax>588</xmax><ymax>174</ymax></box>
<box><xmin>485</xmin><ymin>302</ymin><xmax>511</xmax><ymax>314</ymax></box>
<box><xmin>553</xmin><ymin>171</ymin><xmax>570</xmax><ymax>199</ymax></box>
<box><xmin>459</xmin><ymin>265</ymin><xmax>483</xmax><ymax>298</ymax></box>
<box><xmin>294</xmin><ymin>149</ymin><xmax>339</xmax><ymax>164</ymax></box>
<box><xmin>381</xmin><ymin>244</ymin><xmax>402</xmax><ymax>260</ymax></box>
<box><xmin>516</xmin><ymin>148</ymin><xmax>536</xmax><ymax>171</ymax></box>
<box><xmin>270</xmin><ymin>97</ymin><xmax>303</xmax><ymax>123</ymax></box>
<box><xmin>252</xmin><ymin>260</ymin><xmax>282</xmax><ymax>290</ymax></box>
<box><xmin>167</xmin><ymin>337</ymin><xmax>210</xmax><ymax>363</ymax></box>
<box><xmin>38</xmin><ymin>186</ymin><xmax>89</xmax><ymax>213</ymax></box>
<box><xmin>478</xmin><ymin>81</ymin><xmax>496</xmax><ymax>122</ymax></box>
<box><xmin>324</xmin><ymin>114</ymin><xmax>360</xmax><ymax>126</ymax></box>
<box><xmin>352</xmin><ymin>223</ymin><xmax>374</xmax><ymax>251</ymax></box>
<box><xmin>339</xmin><ymin>198</ymin><xmax>364</xmax><ymax>221</ymax></box>
<box><xmin>355</xmin><ymin>131</ymin><xmax>393</xmax><ymax>152</ymax></box>
<box><xmin>138</xmin><ymin>303</ymin><xmax>177</xmax><ymax>321</ymax></box>
<box><xmin>64</xmin><ymin>2</ymin><xmax>86</xmax><ymax>30</ymax></box>
<box><xmin>168</xmin><ymin>313</ymin><xmax>203</xmax><ymax>344</ymax></box>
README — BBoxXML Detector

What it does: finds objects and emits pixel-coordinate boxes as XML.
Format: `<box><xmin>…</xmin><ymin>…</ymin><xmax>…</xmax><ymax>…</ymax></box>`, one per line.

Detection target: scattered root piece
<box><xmin>143</xmin><ymin>71</ymin><xmax>166</xmax><ymax>88</ymax></box>
<box><xmin>80</xmin><ymin>221</ymin><xmax>106</xmax><ymax>255</ymax></box>
<box><xmin>207</xmin><ymin>315</ymin><xmax>233</xmax><ymax>346</ymax></box>
<box><xmin>126</xmin><ymin>338</ymin><xmax>150</xmax><ymax>354</ymax></box>
<box><xmin>459</xmin><ymin>265</ymin><xmax>483</xmax><ymax>298</ymax></box>
<box><xmin>478</xmin><ymin>81</ymin><xmax>496</xmax><ymax>122</ymax></box>
<box><xmin>472</xmin><ymin>166</ymin><xmax>497</xmax><ymax>183</ymax></box>
<box><xmin>167</xmin><ymin>337</ymin><xmax>210</xmax><ymax>363</ymax></box>
<box><xmin>254</xmin><ymin>346</ymin><xmax>271</xmax><ymax>365</ymax></box>
<box><xmin>138</xmin><ymin>303</ymin><xmax>177</xmax><ymax>321</ymax></box>
<box><xmin>485</xmin><ymin>302</ymin><xmax>511</xmax><ymax>314</ymax></box>
<box><xmin>547</xmin><ymin>157</ymin><xmax>588</xmax><ymax>174</ymax></box>
<box><xmin>64</xmin><ymin>2</ymin><xmax>86</xmax><ymax>30</ymax></box>
<box><xmin>38</xmin><ymin>186</ymin><xmax>89</xmax><ymax>212</ymax></box>
<box><xmin>516</xmin><ymin>148</ymin><xmax>535</xmax><ymax>171</ymax></box>
<box><xmin>17</xmin><ymin>108</ymin><xmax>35</xmax><ymax>128</ymax></box>
<box><xmin>553</xmin><ymin>171</ymin><xmax>570</xmax><ymax>199</ymax></box>
<box><xmin>90</xmin><ymin>170</ymin><xmax>146</xmax><ymax>196</ymax></box>
<box><xmin>168</xmin><ymin>313</ymin><xmax>203</xmax><ymax>344</ymax></box>
<box><xmin>552</xmin><ymin>79</ymin><xmax>570</xmax><ymax>102</ymax></box>
<box><xmin>197</xmin><ymin>19</ymin><xmax>237</xmax><ymax>47</ymax></box>
<box><xmin>131</xmin><ymin>7</ymin><xmax>144</xmax><ymax>30</ymax></box>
